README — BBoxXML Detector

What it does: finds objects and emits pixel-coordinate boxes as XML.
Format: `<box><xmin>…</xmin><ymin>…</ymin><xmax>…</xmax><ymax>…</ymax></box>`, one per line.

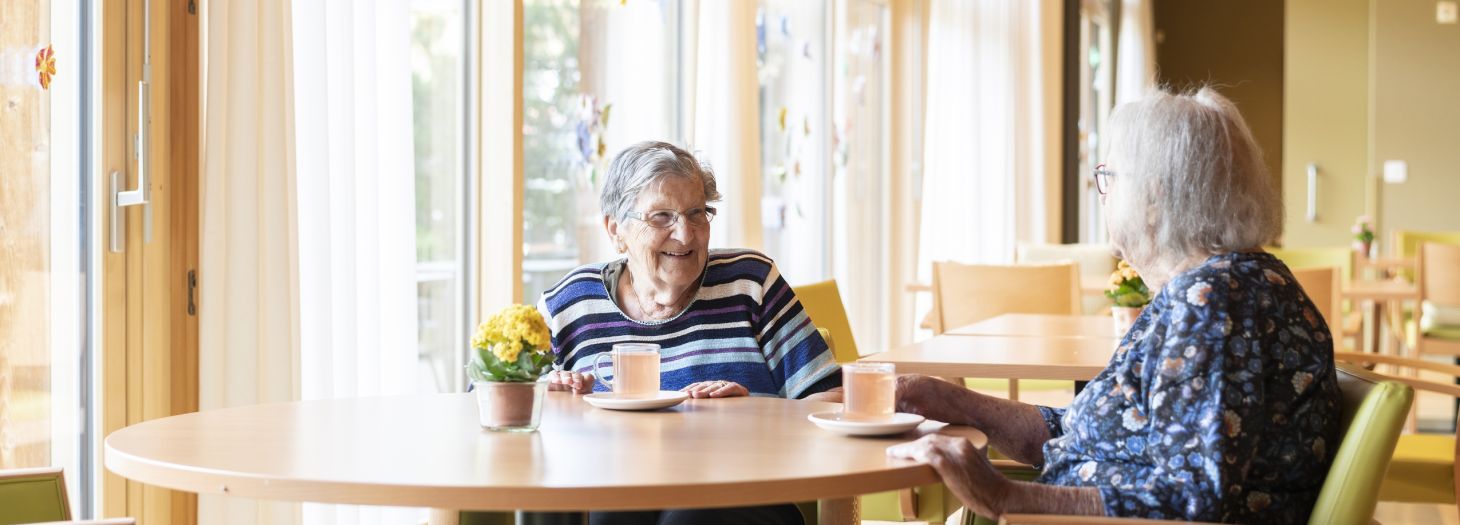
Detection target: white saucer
<box><xmin>807</xmin><ymin>411</ymin><xmax>926</xmax><ymax>436</ymax></box>
<box><xmin>583</xmin><ymin>391</ymin><xmax>690</xmax><ymax>411</ymax></box>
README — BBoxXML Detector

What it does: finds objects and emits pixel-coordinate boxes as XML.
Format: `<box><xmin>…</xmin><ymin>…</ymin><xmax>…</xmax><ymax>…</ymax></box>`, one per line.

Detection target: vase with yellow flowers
<box><xmin>468</xmin><ymin>304</ymin><xmax>554</xmax><ymax>432</ymax></box>
<box><xmin>1105</xmin><ymin>260</ymin><xmax>1152</xmax><ymax>334</ymax></box>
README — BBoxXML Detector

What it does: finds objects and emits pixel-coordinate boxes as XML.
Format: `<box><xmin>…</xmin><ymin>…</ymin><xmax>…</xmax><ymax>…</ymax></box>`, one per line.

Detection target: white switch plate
<box><xmin>1383</xmin><ymin>160</ymin><xmax>1408</xmax><ymax>184</ymax></box>
<box><xmin>1440</xmin><ymin>1</ymin><xmax>1458</xmax><ymax>24</ymax></box>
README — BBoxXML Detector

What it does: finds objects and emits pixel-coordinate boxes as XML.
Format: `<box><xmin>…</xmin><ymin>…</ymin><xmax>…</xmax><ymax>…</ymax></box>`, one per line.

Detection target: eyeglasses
<box><xmin>627</xmin><ymin>206</ymin><xmax>717</xmax><ymax>229</ymax></box>
<box><xmin>1093</xmin><ymin>164</ymin><xmax>1115</xmax><ymax>195</ymax></box>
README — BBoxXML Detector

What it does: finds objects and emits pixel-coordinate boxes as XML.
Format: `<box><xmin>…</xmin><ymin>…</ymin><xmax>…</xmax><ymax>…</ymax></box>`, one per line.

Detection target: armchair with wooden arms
<box><xmin>988</xmin><ymin>364</ymin><xmax>1412</xmax><ymax>525</ymax></box>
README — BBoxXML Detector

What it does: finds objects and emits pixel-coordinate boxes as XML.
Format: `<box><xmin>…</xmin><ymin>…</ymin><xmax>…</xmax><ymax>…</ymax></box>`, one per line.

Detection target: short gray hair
<box><xmin>1106</xmin><ymin>87</ymin><xmax>1282</xmax><ymax>269</ymax></box>
<box><xmin>599</xmin><ymin>141</ymin><xmax>722</xmax><ymax>222</ymax></box>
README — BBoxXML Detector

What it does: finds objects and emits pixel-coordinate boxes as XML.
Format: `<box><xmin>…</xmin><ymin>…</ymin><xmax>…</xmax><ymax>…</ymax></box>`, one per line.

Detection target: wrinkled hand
<box><xmin>681</xmin><ymin>380</ymin><xmax>749</xmax><ymax>398</ymax></box>
<box><xmin>546</xmin><ymin>370</ymin><xmax>595</xmax><ymax>395</ymax></box>
<box><xmin>895</xmin><ymin>375</ymin><xmax>974</xmax><ymax>424</ymax></box>
<box><xmin>887</xmin><ymin>434</ymin><xmax>1011</xmax><ymax>519</ymax></box>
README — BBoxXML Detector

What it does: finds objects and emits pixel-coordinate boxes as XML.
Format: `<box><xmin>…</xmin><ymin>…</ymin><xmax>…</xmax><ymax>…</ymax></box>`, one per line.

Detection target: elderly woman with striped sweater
<box><xmin>537</xmin><ymin>141</ymin><xmax>840</xmax><ymax>525</ymax></box>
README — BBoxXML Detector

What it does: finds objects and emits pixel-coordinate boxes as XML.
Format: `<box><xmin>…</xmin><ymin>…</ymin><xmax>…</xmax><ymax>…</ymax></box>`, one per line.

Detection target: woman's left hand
<box><xmin>887</xmin><ymin>434</ymin><xmax>1013</xmax><ymax>519</ymax></box>
<box><xmin>681</xmin><ymin>380</ymin><xmax>749</xmax><ymax>398</ymax></box>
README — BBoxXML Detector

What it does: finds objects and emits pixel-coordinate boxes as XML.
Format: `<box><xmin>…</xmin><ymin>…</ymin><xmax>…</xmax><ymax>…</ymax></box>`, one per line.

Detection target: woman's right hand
<box><xmin>896</xmin><ymin>374</ymin><xmax>976</xmax><ymax>425</ymax></box>
<box><xmin>546</xmin><ymin>370</ymin><xmax>595</xmax><ymax>395</ymax></box>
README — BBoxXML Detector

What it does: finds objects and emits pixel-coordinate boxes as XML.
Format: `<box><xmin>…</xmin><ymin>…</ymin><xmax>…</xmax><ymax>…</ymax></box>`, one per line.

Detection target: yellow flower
<box><xmin>472</xmin><ymin>304</ymin><xmax>551</xmax><ymax>360</ymax></box>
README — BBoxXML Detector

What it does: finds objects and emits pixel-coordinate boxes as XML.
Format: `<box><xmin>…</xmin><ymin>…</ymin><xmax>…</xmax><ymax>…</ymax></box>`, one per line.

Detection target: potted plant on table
<box><xmin>1352</xmin><ymin>215</ymin><xmax>1376</xmax><ymax>259</ymax></box>
<box><xmin>468</xmin><ymin>304</ymin><xmax>555</xmax><ymax>432</ymax></box>
<box><xmin>1105</xmin><ymin>260</ymin><xmax>1152</xmax><ymax>334</ymax></box>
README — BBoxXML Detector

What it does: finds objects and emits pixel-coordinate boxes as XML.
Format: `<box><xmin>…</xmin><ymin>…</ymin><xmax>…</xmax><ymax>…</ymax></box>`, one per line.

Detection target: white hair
<box><xmin>599</xmin><ymin>141</ymin><xmax>722</xmax><ymax>222</ymax></box>
<box><xmin>1105</xmin><ymin>87</ymin><xmax>1282</xmax><ymax>272</ymax></box>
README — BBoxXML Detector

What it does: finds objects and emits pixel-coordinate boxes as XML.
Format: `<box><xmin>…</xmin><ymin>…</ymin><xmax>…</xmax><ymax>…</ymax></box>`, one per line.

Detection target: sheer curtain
<box><xmin>198</xmin><ymin>0</ymin><xmax>301</xmax><ymax>523</ymax></box>
<box><xmin>199</xmin><ymin>0</ymin><xmax>419</xmax><ymax>523</ymax></box>
<box><xmin>914</xmin><ymin>0</ymin><xmax>1050</xmax><ymax>329</ymax></box>
<box><xmin>690</xmin><ymin>0</ymin><xmax>764</xmax><ymax>251</ymax></box>
<box><xmin>916</xmin><ymin>0</ymin><xmax>1049</xmax><ymax>264</ymax></box>
<box><xmin>1116</xmin><ymin>0</ymin><xmax>1155</xmax><ymax>104</ymax></box>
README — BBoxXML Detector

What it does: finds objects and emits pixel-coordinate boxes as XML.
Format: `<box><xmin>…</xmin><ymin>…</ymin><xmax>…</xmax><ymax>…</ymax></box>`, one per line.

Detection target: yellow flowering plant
<box><xmin>468</xmin><ymin>304</ymin><xmax>554</xmax><ymax>383</ymax></box>
<box><xmin>1105</xmin><ymin>260</ymin><xmax>1152</xmax><ymax>308</ymax></box>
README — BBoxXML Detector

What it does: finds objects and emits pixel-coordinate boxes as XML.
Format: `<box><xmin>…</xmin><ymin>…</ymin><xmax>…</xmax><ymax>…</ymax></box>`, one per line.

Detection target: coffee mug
<box><xmin>593</xmin><ymin>343</ymin><xmax>661</xmax><ymax>397</ymax></box>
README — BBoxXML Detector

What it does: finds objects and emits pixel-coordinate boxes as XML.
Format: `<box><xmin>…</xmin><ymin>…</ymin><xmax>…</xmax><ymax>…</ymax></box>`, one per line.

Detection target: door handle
<box><xmin>1305</xmin><ymin>163</ymin><xmax>1319</xmax><ymax>223</ymax></box>
<box><xmin>110</xmin><ymin>0</ymin><xmax>153</xmax><ymax>253</ymax></box>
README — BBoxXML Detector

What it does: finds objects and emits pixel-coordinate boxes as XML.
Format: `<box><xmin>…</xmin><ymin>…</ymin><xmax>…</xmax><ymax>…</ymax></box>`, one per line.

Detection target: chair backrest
<box><xmin>1419</xmin><ymin>242</ymin><xmax>1460</xmax><ymax>306</ymax></box>
<box><xmin>1268</xmin><ymin>246</ymin><xmax>1355</xmax><ymax>285</ymax></box>
<box><xmin>1289</xmin><ymin>266</ymin><xmax>1342</xmax><ymax>342</ymax></box>
<box><xmin>0</xmin><ymin>467</ymin><xmax>70</xmax><ymax>525</ymax></box>
<box><xmin>1014</xmin><ymin>243</ymin><xmax>1117</xmax><ymax>315</ymax></box>
<box><xmin>1393</xmin><ymin>231</ymin><xmax>1460</xmax><ymax>281</ymax></box>
<box><xmin>792</xmin><ymin>280</ymin><xmax>860</xmax><ymax>363</ymax></box>
<box><xmin>930</xmin><ymin>262</ymin><xmax>1080</xmax><ymax>334</ymax></box>
<box><xmin>1308</xmin><ymin>364</ymin><xmax>1414</xmax><ymax>525</ymax></box>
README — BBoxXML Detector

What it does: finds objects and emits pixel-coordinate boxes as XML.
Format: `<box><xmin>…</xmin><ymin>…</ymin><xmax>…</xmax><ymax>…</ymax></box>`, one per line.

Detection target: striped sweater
<box><xmin>537</xmin><ymin>249</ymin><xmax>839</xmax><ymax>399</ymax></box>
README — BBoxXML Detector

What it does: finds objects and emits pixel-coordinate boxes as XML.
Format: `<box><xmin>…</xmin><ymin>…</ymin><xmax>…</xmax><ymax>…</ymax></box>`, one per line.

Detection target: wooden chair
<box><xmin>1268</xmin><ymin>247</ymin><xmax>1362</xmax><ymax>349</ymax></box>
<box><xmin>1331</xmin><ymin>351</ymin><xmax>1460</xmax><ymax>511</ymax></box>
<box><xmin>931</xmin><ymin>261</ymin><xmax>1081</xmax><ymax>400</ymax></box>
<box><xmin>1014</xmin><ymin>243</ymin><xmax>1118</xmax><ymax>315</ymax></box>
<box><xmin>1413</xmin><ymin>242</ymin><xmax>1460</xmax><ymax>360</ymax></box>
<box><xmin>930</xmin><ymin>261</ymin><xmax>1081</xmax><ymax>334</ymax></box>
<box><xmin>1391</xmin><ymin>230</ymin><xmax>1460</xmax><ymax>281</ymax></box>
<box><xmin>1289</xmin><ymin>266</ymin><xmax>1343</xmax><ymax>344</ymax></box>
<box><xmin>994</xmin><ymin>363</ymin><xmax>1414</xmax><ymax>525</ymax></box>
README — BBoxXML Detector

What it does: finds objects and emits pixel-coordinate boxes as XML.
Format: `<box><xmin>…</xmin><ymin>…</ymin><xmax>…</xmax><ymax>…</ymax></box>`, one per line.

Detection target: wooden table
<box><xmin>946</xmin><ymin>314</ymin><xmax>1120</xmax><ymax>339</ymax></box>
<box><xmin>861</xmin><ymin>335</ymin><xmax>1117</xmax><ymax>381</ymax></box>
<box><xmin>1342</xmin><ymin>280</ymin><xmax>1421</xmax><ymax>355</ymax></box>
<box><xmin>105</xmin><ymin>392</ymin><xmax>985</xmax><ymax>524</ymax></box>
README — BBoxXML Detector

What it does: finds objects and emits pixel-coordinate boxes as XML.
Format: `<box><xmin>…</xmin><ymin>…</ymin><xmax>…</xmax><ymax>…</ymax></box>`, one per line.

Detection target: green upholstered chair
<box><xmin>0</xmin><ymin>467</ymin><xmax>70</xmax><ymax>525</ymax></box>
<box><xmin>1331</xmin><ymin>351</ymin><xmax>1460</xmax><ymax>509</ymax></box>
<box><xmin>989</xmin><ymin>363</ymin><xmax>1413</xmax><ymax>525</ymax></box>
<box><xmin>794</xmin><ymin>280</ymin><xmax>860</xmax><ymax>364</ymax></box>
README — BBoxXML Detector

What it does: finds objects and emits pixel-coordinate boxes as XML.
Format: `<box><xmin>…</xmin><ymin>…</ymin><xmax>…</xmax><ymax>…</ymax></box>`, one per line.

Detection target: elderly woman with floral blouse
<box><xmin>890</xmin><ymin>88</ymin><xmax>1341</xmax><ymax>523</ymax></box>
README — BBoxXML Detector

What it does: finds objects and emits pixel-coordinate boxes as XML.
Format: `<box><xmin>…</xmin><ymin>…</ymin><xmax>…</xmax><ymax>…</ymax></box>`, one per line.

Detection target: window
<box><xmin>0</xmin><ymin>0</ymin><xmax>93</xmax><ymax>515</ymax></box>
<box><xmin>521</xmin><ymin>0</ymin><xmax>683</xmax><ymax>303</ymax></box>
<box><xmin>757</xmin><ymin>0</ymin><xmax>830</xmax><ymax>285</ymax></box>
<box><xmin>1077</xmin><ymin>1</ymin><xmax>1115</xmax><ymax>243</ymax></box>
<box><xmin>411</xmin><ymin>0</ymin><xmax>471</xmax><ymax>393</ymax></box>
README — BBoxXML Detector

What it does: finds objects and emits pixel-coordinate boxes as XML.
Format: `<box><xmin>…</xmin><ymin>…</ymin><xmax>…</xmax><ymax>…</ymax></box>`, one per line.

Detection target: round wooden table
<box><xmin>105</xmin><ymin>390</ymin><xmax>985</xmax><ymax>524</ymax></box>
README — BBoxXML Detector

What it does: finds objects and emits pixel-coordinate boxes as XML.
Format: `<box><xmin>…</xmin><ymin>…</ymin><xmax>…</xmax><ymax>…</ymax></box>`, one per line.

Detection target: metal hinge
<box><xmin>188</xmin><ymin>0</ymin><xmax>197</xmax><ymax>15</ymax></box>
<box><xmin>187</xmin><ymin>270</ymin><xmax>197</xmax><ymax>316</ymax></box>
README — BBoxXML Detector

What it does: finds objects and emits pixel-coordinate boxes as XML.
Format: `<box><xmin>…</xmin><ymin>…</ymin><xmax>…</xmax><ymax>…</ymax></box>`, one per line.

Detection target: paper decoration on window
<box><xmin>576</xmin><ymin>94</ymin><xmax>612</xmax><ymax>185</ymax></box>
<box><xmin>35</xmin><ymin>44</ymin><xmax>56</xmax><ymax>90</ymax></box>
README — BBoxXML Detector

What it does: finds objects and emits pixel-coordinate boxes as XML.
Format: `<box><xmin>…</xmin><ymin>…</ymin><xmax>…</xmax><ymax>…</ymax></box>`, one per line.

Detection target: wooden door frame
<box><xmin>100</xmin><ymin>0</ymin><xmax>199</xmax><ymax>522</ymax></box>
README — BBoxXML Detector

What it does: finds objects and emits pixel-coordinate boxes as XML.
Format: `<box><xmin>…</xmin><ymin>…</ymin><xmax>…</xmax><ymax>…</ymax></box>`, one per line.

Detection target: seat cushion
<box><xmin>1421</xmin><ymin>302</ymin><xmax>1460</xmax><ymax>336</ymax></box>
<box><xmin>1378</xmin><ymin>434</ymin><xmax>1456</xmax><ymax>504</ymax></box>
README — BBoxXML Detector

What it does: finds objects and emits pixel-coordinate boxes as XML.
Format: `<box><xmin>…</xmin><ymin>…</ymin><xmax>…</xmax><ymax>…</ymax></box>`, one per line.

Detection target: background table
<box><xmin>861</xmin><ymin>335</ymin><xmax>1116</xmax><ymax>381</ymax></box>
<box><xmin>106</xmin><ymin>392</ymin><xmax>986</xmax><ymax>524</ymax></box>
<box><xmin>946</xmin><ymin>314</ymin><xmax>1120</xmax><ymax>339</ymax></box>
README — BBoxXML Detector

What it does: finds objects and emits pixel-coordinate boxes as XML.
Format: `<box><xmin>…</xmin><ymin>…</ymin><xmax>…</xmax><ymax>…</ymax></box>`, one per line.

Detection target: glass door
<box><xmin>0</xmin><ymin>0</ymin><xmax>96</xmax><ymax>517</ymax></box>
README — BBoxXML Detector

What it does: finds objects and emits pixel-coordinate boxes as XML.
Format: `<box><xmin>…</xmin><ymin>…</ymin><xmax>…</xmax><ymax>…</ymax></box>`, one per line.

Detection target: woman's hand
<box><xmin>895</xmin><ymin>375</ymin><xmax>976</xmax><ymax>425</ymax></box>
<box><xmin>546</xmin><ymin>370</ymin><xmax>595</xmax><ymax>395</ymax></box>
<box><xmin>681</xmin><ymin>380</ymin><xmax>749</xmax><ymax>398</ymax></box>
<box><xmin>887</xmin><ymin>434</ymin><xmax>1012</xmax><ymax>519</ymax></box>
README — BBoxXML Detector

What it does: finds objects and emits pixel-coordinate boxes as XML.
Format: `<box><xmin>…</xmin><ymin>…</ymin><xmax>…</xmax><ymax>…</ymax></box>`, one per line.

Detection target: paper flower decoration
<box><xmin>35</xmin><ymin>45</ymin><xmax>56</xmax><ymax>90</ymax></box>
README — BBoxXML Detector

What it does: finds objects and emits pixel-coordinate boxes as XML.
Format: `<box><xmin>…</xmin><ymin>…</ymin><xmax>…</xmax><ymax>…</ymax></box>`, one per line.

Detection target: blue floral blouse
<box><xmin>1036</xmin><ymin>252</ymin><xmax>1341</xmax><ymax>523</ymax></box>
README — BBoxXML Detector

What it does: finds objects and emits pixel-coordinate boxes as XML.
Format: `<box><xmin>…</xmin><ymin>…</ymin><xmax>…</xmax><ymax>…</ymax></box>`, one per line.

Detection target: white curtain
<box><xmin>1115</xmin><ymin>0</ymin><xmax>1155</xmax><ymax>105</ymax></box>
<box><xmin>914</xmin><ymin>0</ymin><xmax>1050</xmax><ymax>330</ymax></box>
<box><xmin>200</xmin><ymin>0</ymin><xmax>419</xmax><ymax>523</ymax></box>
<box><xmin>199</xmin><ymin>0</ymin><xmax>302</xmax><ymax>523</ymax></box>
<box><xmin>690</xmin><ymin>0</ymin><xmax>764</xmax><ymax>251</ymax></box>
